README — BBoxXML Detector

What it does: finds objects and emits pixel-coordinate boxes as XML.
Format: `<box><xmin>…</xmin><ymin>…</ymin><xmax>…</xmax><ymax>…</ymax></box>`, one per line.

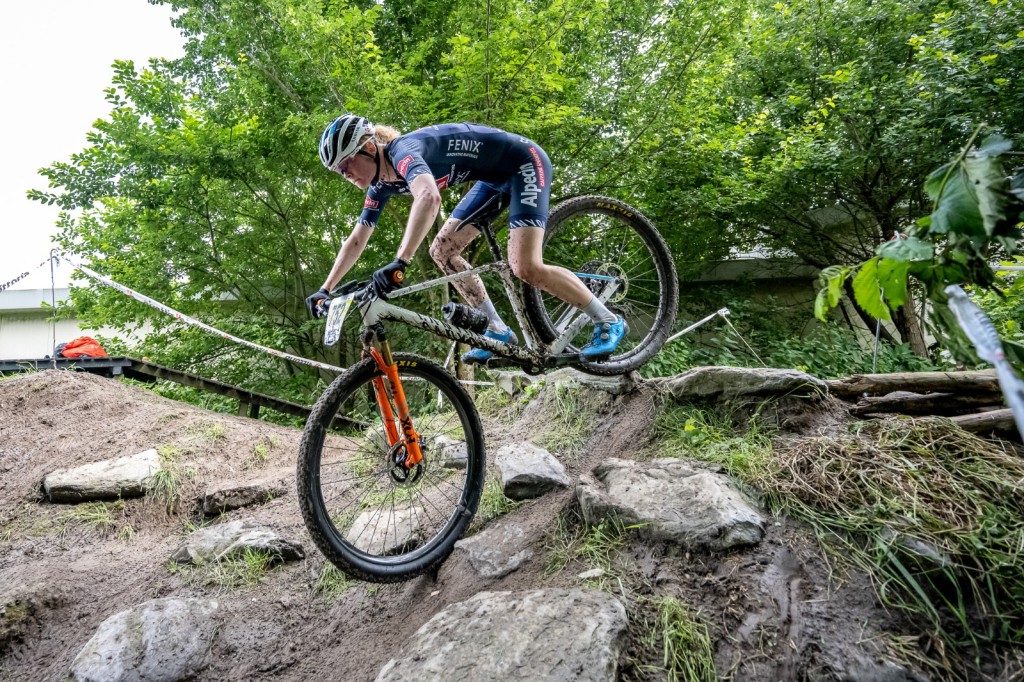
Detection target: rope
<box><xmin>720</xmin><ymin>314</ymin><xmax>768</xmax><ymax>367</ymax></box>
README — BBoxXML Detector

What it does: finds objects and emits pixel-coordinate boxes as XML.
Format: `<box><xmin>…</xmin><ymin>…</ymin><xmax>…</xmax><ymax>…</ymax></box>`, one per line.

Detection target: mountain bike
<box><xmin>297</xmin><ymin>195</ymin><xmax>678</xmax><ymax>582</ymax></box>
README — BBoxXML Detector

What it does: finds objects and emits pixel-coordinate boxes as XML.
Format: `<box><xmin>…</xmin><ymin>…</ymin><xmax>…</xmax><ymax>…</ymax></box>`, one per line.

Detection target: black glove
<box><xmin>305</xmin><ymin>287</ymin><xmax>330</xmax><ymax>319</ymax></box>
<box><xmin>370</xmin><ymin>258</ymin><xmax>409</xmax><ymax>299</ymax></box>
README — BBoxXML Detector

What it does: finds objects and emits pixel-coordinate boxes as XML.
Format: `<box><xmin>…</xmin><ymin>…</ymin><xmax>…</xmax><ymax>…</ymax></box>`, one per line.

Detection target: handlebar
<box><xmin>314</xmin><ymin>280</ymin><xmax>372</xmax><ymax>319</ymax></box>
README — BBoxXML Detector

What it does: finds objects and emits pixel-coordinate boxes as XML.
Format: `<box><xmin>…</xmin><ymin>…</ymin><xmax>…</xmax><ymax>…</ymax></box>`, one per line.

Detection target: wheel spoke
<box><xmin>297</xmin><ymin>356</ymin><xmax>484</xmax><ymax>582</ymax></box>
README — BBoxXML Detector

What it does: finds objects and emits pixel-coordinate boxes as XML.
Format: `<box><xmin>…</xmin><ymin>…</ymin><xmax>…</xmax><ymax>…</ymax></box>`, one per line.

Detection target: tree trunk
<box><xmin>827</xmin><ymin>369</ymin><xmax>999</xmax><ymax>398</ymax></box>
<box><xmin>456</xmin><ymin>344</ymin><xmax>475</xmax><ymax>398</ymax></box>
<box><xmin>950</xmin><ymin>409</ymin><xmax>1019</xmax><ymax>435</ymax></box>
<box><xmin>849</xmin><ymin>391</ymin><xmax>1001</xmax><ymax>416</ymax></box>
<box><xmin>892</xmin><ymin>292</ymin><xmax>929</xmax><ymax>357</ymax></box>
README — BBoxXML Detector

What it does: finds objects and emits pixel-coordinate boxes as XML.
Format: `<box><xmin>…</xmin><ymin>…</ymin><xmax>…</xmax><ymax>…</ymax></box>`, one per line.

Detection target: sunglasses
<box><xmin>332</xmin><ymin>142</ymin><xmax>374</xmax><ymax>175</ymax></box>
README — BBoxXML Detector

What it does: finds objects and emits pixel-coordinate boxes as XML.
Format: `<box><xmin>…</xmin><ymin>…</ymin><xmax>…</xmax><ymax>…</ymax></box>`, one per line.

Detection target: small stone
<box><xmin>495</xmin><ymin>442</ymin><xmax>571</xmax><ymax>500</ymax></box>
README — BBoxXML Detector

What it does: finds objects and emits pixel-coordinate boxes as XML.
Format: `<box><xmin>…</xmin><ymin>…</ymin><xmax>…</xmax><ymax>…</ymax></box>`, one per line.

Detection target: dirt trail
<box><xmin>0</xmin><ymin>370</ymin><xmax>931</xmax><ymax>681</ymax></box>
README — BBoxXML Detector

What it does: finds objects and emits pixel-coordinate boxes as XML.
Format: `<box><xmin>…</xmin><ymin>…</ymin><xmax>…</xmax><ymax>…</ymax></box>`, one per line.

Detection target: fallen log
<box><xmin>827</xmin><ymin>370</ymin><xmax>999</xmax><ymax>399</ymax></box>
<box><xmin>849</xmin><ymin>391</ymin><xmax>1003</xmax><ymax>416</ymax></box>
<box><xmin>950</xmin><ymin>409</ymin><xmax>1018</xmax><ymax>434</ymax></box>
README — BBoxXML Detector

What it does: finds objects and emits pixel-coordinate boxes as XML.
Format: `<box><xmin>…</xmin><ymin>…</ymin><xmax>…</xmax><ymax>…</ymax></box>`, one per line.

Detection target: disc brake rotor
<box><xmin>387</xmin><ymin>441</ymin><xmax>423</xmax><ymax>485</ymax></box>
<box><xmin>579</xmin><ymin>260</ymin><xmax>628</xmax><ymax>304</ymax></box>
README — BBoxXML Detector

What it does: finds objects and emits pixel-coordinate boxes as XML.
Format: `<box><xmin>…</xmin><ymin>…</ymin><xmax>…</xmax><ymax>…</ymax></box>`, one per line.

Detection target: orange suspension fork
<box><xmin>367</xmin><ymin>343</ymin><xmax>423</xmax><ymax>469</ymax></box>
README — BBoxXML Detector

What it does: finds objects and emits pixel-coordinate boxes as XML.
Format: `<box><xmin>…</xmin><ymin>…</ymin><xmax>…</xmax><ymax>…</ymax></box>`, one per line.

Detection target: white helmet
<box><xmin>319</xmin><ymin>114</ymin><xmax>376</xmax><ymax>170</ymax></box>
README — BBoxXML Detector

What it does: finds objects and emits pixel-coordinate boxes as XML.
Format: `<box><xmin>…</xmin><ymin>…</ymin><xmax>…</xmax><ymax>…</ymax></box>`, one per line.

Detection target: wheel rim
<box><xmin>541</xmin><ymin>207</ymin><xmax>669</xmax><ymax>363</ymax></box>
<box><xmin>311</xmin><ymin>366</ymin><xmax>477</xmax><ymax>568</ymax></box>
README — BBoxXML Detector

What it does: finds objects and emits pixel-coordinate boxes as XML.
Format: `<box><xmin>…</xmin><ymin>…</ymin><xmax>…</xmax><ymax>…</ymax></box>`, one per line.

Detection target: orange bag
<box><xmin>59</xmin><ymin>336</ymin><xmax>108</xmax><ymax>359</ymax></box>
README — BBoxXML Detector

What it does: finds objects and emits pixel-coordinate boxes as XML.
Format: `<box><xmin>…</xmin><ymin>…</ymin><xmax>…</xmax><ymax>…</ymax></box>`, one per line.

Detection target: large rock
<box><xmin>650</xmin><ymin>366</ymin><xmax>827</xmax><ymax>400</ymax></box>
<box><xmin>69</xmin><ymin>598</ymin><xmax>218</xmax><ymax>682</ymax></box>
<box><xmin>490</xmin><ymin>371</ymin><xmax>540</xmax><ymax>397</ymax></box>
<box><xmin>170</xmin><ymin>520</ymin><xmax>303</xmax><ymax>565</ymax></box>
<box><xmin>577</xmin><ymin>458</ymin><xmax>765</xmax><ymax>550</ymax></box>
<box><xmin>43</xmin><ymin>449</ymin><xmax>161</xmax><ymax>503</ymax></box>
<box><xmin>455</xmin><ymin>521</ymin><xmax>533</xmax><ymax>579</ymax></box>
<box><xmin>546</xmin><ymin>367</ymin><xmax>638</xmax><ymax>396</ymax></box>
<box><xmin>348</xmin><ymin>505</ymin><xmax>425</xmax><ymax>555</ymax></box>
<box><xmin>495</xmin><ymin>442</ymin><xmax>571</xmax><ymax>500</ymax></box>
<box><xmin>376</xmin><ymin>589</ymin><xmax>627</xmax><ymax>682</ymax></box>
<box><xmin>433</xmin><ymin>435</ymin><xmax>469</xmax><ymax>470</ymax></box>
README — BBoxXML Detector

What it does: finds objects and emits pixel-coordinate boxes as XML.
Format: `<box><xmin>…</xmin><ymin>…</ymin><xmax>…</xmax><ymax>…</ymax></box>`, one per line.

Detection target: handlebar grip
<box><xmin>315</xmin><ymin>298</ymin><xmax>331</xmax><ymax>319</ymax></box>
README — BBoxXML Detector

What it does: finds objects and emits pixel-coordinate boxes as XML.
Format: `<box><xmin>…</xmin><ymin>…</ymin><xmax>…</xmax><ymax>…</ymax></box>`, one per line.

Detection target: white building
<box><xmin>0</xmin><ymin>288</ymin><xmax>130</xmax><ymax>359</ymax></box>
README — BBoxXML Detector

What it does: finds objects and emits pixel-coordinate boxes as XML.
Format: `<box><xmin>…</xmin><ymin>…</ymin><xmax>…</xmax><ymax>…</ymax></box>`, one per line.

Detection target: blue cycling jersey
<box><xmin>358</xmin><ymin>123</ymin><xmax>552</xmax><ymax>230</ymax></box>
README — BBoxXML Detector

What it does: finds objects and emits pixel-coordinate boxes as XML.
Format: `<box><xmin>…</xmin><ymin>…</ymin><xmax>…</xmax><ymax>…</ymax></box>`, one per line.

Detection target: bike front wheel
<box><xmin>522</xmin><ymin>195</ymin><xmax>679</xmax><ymax>375</ymax></box>
<box><xmin>297</xmin><ymin>353</ymin><xmax>485</xmax><ymax>583</ymax></box>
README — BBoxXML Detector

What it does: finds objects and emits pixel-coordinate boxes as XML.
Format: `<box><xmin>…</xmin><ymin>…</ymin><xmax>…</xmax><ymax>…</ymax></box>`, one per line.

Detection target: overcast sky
<box><xmin>1</xmin><ymin>0</ymin><xmax>185</xmax><ymax>291</ymax></box>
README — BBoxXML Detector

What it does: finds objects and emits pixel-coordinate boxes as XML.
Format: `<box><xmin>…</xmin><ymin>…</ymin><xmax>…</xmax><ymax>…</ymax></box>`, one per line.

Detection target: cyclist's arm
<box><xmin>321</xmin><ymin>222</ymin><xmax>374</xmax><ymax>291</ymax></box>
<box><xmin>396</xmin><ymin>173</ymin><xmax>442</xmax><ymax>262</ymax></box>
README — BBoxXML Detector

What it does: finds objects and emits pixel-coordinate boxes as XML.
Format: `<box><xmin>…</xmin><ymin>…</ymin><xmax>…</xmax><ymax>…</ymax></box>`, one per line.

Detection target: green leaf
<box><xmin>827</xmin><ymin>268</ymin><xmax>848</xmax><ymax>307</ymax></box>
<box><xmin>964</xmin><ymin>153</ymin><xmax>1013</xmax><ymax>237</ymax></box>
<box><xmin>852</xmin><ymin>259</ymin><xmax>891</xmax><ymax>320</ymax></box>
<box><xmin>814</xmin><ymin>266</ymin><xmax>850</xmax><ymax>321</ymax></box>
<box><xmin>877</xmin><ymin>259</ymin><xmax>909</xmax><ymax>309</ymax></box>
<box><xmin>924</xmin><ymin>162</ymin><xmax>984</xmax><ymax>236</ymax></box>
<box><xmin>814</xmin><ymin>288</ymin><xmax>830</xmax><ymax>322</ymax></box>
<box><xmin>977</xmin><ymin>134</ymin><xmax>1013</xmax><ymax>157</ymax></box>
<box><xmin>875</xmin><ymin>237</ymin><xmax>934</xmax><ymax>262</ymax></box>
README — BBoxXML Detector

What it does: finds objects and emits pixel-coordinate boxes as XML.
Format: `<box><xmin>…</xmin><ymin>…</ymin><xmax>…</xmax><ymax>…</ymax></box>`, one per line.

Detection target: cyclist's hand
<box><xmin>369</xmin><ymin>258</ymin><xmax>409</xmax><ymax>299</ymax></box>
<box><xmin>305</xmin><ymin>287</ymin><xmax>330</xmax><ymax>319</ymax></box>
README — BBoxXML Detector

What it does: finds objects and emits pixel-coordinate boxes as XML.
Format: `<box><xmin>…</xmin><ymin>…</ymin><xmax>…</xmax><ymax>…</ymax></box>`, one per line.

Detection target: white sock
<box><xmin>477</xmin><ymin>298</ymin><xmax>509</xmax><ymax>333</ymax></box>
<box><xmin>582</xmin><ymin>296</ymin><xmax>618</xmax><ymax>324</ymax></box>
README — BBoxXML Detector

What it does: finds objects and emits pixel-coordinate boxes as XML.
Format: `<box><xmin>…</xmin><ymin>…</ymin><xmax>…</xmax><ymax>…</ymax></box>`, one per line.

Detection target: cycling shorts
<box><xmin>450</xmin><ymin>137</ymin><xmax>552</xmax><ymax>230</ymax></box>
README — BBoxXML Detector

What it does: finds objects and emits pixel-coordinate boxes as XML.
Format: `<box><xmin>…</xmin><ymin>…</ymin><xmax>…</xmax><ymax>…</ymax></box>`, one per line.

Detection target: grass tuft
<box><xmin>636</xmin><ymin>597</ymin><xmax>716</xmax><ymax>682</ymax></box>
<box><xmin>202</xmin><ymin>548</ymin><xmax>276</xmax><ymax>587</ymax></box>
<box><xmin>654</xmin><ymin>402</ymin><xmax>775</xmax><ymax>479</ymax></box>
<box><xmin>474</xmin><ymin>476</ymin><xmax>523</xmax><ymax>527</ymax></box>
<box><xmin>147</xmin><ymin>444</ymin><xmax>196</xmax><ymax>513</ymax></box>
<box><xmin>57</xmin><ymin>500</ymin><xmax>123</xmax><ymax>538</ymax></box>
<box><xmin>475</xmin><ymin>384</ymin><xmax>528</xmax><ymax>422</ymax></box>
<box><xmin>537</xmin><ymin>382</ymin><xmax>602</xmax><ymax>462</ymax></box>
<box><xmin>312</xmin><ymin>562</ymin><xmax>353</xmax><ymax>599</ymax></box>
<box><xmin>763</xmin><ymin>418</ymin><xmax>1024</xmax><ymax>650</ymax></box>
<box><xmin>545</xmin><ymin>510</ymin><xmax>632</xmax><ymax>590</ymax></box>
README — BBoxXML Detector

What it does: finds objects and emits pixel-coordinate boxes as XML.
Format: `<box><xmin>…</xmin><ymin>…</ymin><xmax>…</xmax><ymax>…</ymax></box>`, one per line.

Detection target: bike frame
<box><xmin>326</xmin><ymin>213</ymin><xmax>619</xmax><ymax>460</ymax></box>
<box><xmin>348</xmin><ymin>221</ymin><xmax>619</xmax><ymax>370</ymax></box>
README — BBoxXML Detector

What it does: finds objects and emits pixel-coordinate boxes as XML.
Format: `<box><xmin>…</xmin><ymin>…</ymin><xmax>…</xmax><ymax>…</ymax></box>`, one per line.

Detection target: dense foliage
<box><xmin>29</xmin><ymin>0</ymin><xmax>1024</xmax><ymax>403</ymax></box>
<box><xmin>815</xmin><ymin>133</ymin><xmax>1024</xmax><ymax>369</ymax></box>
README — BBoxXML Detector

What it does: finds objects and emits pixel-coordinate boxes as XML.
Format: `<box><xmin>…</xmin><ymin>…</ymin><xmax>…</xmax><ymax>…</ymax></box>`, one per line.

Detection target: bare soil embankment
<box><xmin>0</xmin><ymin>369</ymin><xmax>1018</xmax><ymax>680</ymax></box>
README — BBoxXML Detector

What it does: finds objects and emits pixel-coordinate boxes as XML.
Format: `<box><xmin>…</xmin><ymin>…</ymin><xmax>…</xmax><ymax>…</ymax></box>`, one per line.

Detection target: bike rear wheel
<box><xmin>297</xmin><ymin>353</ymin><xmax>485</xmax><ymax>583</ymax></box>
<box><xmin>522</xmin><ymin>195</ymin><xmax>679</xmax><ymax>375</ymax></box>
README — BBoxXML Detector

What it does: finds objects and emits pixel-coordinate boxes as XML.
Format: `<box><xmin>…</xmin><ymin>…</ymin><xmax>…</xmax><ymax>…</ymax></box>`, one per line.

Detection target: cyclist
<box><xmin>305</xmin><ymin>114</ymin><xmax>627</xmax><ymax>362</ymax></box>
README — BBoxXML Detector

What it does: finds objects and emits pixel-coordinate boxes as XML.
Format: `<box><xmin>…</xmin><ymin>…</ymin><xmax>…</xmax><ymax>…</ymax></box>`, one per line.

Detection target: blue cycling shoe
<box><xmin>461</xmin><ymin>328</ymin><xmax>518</xmax><ymax>365</ymax></box>
<box><xmin>580</xmin><ymin>316</ymin><xmax>629</xmax><ymax>360</ymax></box>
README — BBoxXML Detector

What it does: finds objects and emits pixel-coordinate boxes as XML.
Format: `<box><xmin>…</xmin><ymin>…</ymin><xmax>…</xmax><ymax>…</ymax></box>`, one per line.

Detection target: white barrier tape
<box><xmin>0</xmin><ymin>256</ymin><xmax>54</xmax><ymax>293</ymax></box>
<box><xmin>61</xmin><ymin>255</ymin><xmax>348</xmax><ymax>374</ymax></box>
<box><xmin>59</xmin><ymin>255</ymin><xmax>499</xmax><ymax>385</ymax></box>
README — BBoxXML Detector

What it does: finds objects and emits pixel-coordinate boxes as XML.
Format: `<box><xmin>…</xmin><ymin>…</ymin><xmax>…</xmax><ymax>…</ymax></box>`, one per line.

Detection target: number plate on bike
<box><xmin>324</xmin><ymin>295</ymin><xmax>354</xmax><ymax>347</ymax></box>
